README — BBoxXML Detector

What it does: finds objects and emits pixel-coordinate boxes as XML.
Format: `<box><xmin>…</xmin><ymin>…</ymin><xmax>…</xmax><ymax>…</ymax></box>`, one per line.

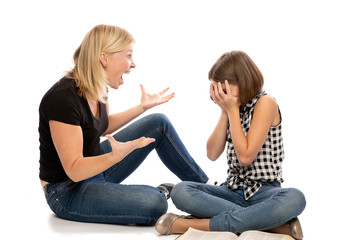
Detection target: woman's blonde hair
<box><xmin>208</xmin><ymin>51</ymin><xmax>264</xmax><ymax>108</ymax></box>
<box><xmin>67</xmin><ymin>24</ymin><xmax>135</xmax><ymax>103</ymax></box>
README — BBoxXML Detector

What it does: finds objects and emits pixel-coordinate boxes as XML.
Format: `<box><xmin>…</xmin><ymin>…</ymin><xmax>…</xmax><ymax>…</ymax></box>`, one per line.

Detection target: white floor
<box><xmin>6</xmin><ymin>181</ymin><xmax>182</xmax><ymax>240</ymax></box>
<box><xmin>45</xmin><ymin>214</ymin><xmax>178</xmax><ymax>240</ymax></box>
<box><xmin>43</xmin><ymin>206</ymin><xmax>181</xmax><ymax>240</ymax></box>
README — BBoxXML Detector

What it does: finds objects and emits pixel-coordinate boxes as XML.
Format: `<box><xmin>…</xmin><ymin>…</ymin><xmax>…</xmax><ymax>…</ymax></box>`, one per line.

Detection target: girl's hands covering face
<box><xmin>210</xmin><ymin>80</ymin><xmax>240</xmax><ymax>113</ymax></box>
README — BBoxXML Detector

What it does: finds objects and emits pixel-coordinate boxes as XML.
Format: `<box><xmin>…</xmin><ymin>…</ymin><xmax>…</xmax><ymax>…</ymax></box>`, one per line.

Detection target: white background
<box><xmin>1</xmin><ymin>0</ymin><xmax>359</xmax><ymax>239</ymax></box>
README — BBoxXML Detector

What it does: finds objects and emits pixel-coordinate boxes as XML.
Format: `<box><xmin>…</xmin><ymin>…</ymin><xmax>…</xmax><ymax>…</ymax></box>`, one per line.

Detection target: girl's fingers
<box><xmin>224</xmin><ymin>80</ymin><xmax>231</xmax><ymax>95</ymax></box>
<box><xmin>213</xmin><ymin>83</ymin><xmax>219</xmax><ymax>97</ymax></box>
<box><xmin>210</xmin><ymin>84</ymin><xmax>215</xmax><ymax>101</ymax></box>
<box><xmin>217</xmin><ymin>82</ymin><xmax>225</xmax><ymax>97</ymax></box>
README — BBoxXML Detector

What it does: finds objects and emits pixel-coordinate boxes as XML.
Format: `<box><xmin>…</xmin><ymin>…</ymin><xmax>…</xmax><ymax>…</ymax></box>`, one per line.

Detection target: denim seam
<box><xmin>57</xmin><ymin>207</ymin><xmax>158</xmax><ymax>223</ymax></box>
<box><xmin>148</xmin><ymin>127</ymin><xmax>200</xmax><ymax>178</ymax></box>
<box><xmin>162</xmin><ymin>130</ymin><xmax>208</xmax><ymax>183</ymax></box>
<box><xmin>103</xmin><ymin>153</ymin><xmax>131</xmax><ymax>180</ymax></box>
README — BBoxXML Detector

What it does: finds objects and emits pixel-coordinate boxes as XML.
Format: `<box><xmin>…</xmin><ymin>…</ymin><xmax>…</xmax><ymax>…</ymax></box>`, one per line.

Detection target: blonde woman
<box><xmin>38</xmin><ymin>25</ymin><xmax>208</xmax><ymax>225</ymax></box>
<box><xmin>156</xmin><ymin>51</ymin><xmax>306</xmax><ymax>239</ymax></box>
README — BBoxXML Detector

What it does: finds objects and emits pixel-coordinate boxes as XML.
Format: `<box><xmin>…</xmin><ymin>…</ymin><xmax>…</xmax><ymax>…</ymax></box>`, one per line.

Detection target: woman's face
<box><xmin>101</xmin><ymin>44</ymin><xmax>136</xmax><ymax>89</ymax></box>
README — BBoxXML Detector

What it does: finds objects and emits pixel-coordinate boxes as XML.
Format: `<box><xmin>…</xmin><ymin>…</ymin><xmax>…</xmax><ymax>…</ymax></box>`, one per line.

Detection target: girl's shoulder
<box><xmin>254</xmin><ymin>95</ymin><xmax>278</xmax><ymax>111</ymax></box>
<box><xmin>248</xmin><ymin>91</ymin><xmax>277</xmax><ymax>110</ymax></box>
<box><xmin>255</xmin><ymin>94</ymin><xmax>281</xmax><ymax>126</ymax></box>
<box><xmin>257</xmin><ymin>94</ymin><xmax>277</xmax><ymax>105</ymax></box>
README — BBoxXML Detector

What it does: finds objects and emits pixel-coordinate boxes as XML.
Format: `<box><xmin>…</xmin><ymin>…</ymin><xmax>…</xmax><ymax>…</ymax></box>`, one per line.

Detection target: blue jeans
<box><xmin>171</xmin><ymin>181</ymin><xmax>306</xmax><ymax>234</ymax></box>
<box><xmin>43</xmin><ymin>113</ymin><xmax>208</xmax><ymax>225</ymax></box>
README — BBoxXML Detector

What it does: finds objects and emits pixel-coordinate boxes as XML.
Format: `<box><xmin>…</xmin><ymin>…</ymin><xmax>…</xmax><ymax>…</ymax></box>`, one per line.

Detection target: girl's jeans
<box><xmin>43</xmin><ymin>113</ymin><xmax>208</xmax><ymax>225</ymax></box>
<box><xmin>171</xmin><ymin>181</ymin><xmax>306</xmax><ymax>234</ymax></box>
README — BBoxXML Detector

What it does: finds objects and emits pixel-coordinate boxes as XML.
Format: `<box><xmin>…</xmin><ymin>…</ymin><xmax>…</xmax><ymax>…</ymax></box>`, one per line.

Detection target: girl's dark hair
<box><xmin>208</xmin><ymin>51</ymin><xmax>264</xmax><ymax>108</ymax></box>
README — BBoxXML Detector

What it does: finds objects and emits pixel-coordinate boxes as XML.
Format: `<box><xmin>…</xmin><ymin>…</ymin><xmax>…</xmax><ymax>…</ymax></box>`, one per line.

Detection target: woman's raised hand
<box><xmin>139</xmin><ymin>84</ymin><xmax>175</xmax><ymax>111</ymax></box>
<box><xmin>106</xmin><ymin>134</ymin><xmax>155</xmax><ymax>163</ymax></box>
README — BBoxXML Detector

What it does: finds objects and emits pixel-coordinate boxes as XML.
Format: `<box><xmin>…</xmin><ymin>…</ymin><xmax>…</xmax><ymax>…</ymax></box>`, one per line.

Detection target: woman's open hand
<box><xmin>139</xmin><ymin>84</ymin><xmax>175</xmax><ymax>111</ymax></box>
<box><xmin>106</xmin><ymin>134</ymin><xmax>155</xmax><ymax>163</ymax></box>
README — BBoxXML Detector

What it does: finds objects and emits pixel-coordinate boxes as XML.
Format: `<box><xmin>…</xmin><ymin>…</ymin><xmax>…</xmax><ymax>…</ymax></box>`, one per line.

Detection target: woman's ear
<box><xmin>99</xmin><ymin>52</ymin><xmax>108</xmax><ymax>67</ymax></box>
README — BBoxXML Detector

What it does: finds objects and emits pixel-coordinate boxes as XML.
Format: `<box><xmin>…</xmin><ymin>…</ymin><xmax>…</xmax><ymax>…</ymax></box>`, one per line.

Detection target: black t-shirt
<box><xmin>38</xmin><ymin>77</ymin><xmax>109</xmax><ymax>183</ymax></box>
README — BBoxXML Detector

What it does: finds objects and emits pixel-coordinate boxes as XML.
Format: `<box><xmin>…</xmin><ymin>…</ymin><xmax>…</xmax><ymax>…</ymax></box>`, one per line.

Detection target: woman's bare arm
<box><xmin>50</xmin><ymin>120</ymin><xmax>154</xmax><ymax>182</ymax></box>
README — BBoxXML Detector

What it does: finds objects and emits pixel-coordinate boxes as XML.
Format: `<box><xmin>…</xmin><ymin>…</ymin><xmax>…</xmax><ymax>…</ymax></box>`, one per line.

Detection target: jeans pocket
<box><xmin>45</xmin><ymin>180</ymin><xmax>75</xmax><ymax>211</ymax></box>
<box><xmin>44</xmin><ymin>183</ymin><xmax>56</xmax><ymax>199</ymax></box>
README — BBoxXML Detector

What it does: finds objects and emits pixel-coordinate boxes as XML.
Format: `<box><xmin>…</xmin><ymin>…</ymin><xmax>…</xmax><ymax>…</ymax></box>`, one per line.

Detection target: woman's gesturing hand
<box><xmin>106</xmin><ymin>134</ymin><xmax>155</xmax><ymax>163</ymax></box>
<box><xmin>139</xmin><ymin>84</ymin><xmax>175</xmax><ymax>111</ymax></box>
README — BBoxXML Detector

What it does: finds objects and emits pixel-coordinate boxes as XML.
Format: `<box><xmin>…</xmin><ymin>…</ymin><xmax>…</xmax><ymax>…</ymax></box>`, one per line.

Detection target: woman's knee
<box><xmin>145</xmin><ymin>113</ymin><xmax>170</xmax><ymax>126</ymax></box>
<box><xmin>116</xmin><ymin>185</ymin><xmax>168</xmax><ymax>224</ymax></box>
<box><xmin>145</xmin><ymin>189</ymin><xmax>169</xmax><ymax>217</ymax></box>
